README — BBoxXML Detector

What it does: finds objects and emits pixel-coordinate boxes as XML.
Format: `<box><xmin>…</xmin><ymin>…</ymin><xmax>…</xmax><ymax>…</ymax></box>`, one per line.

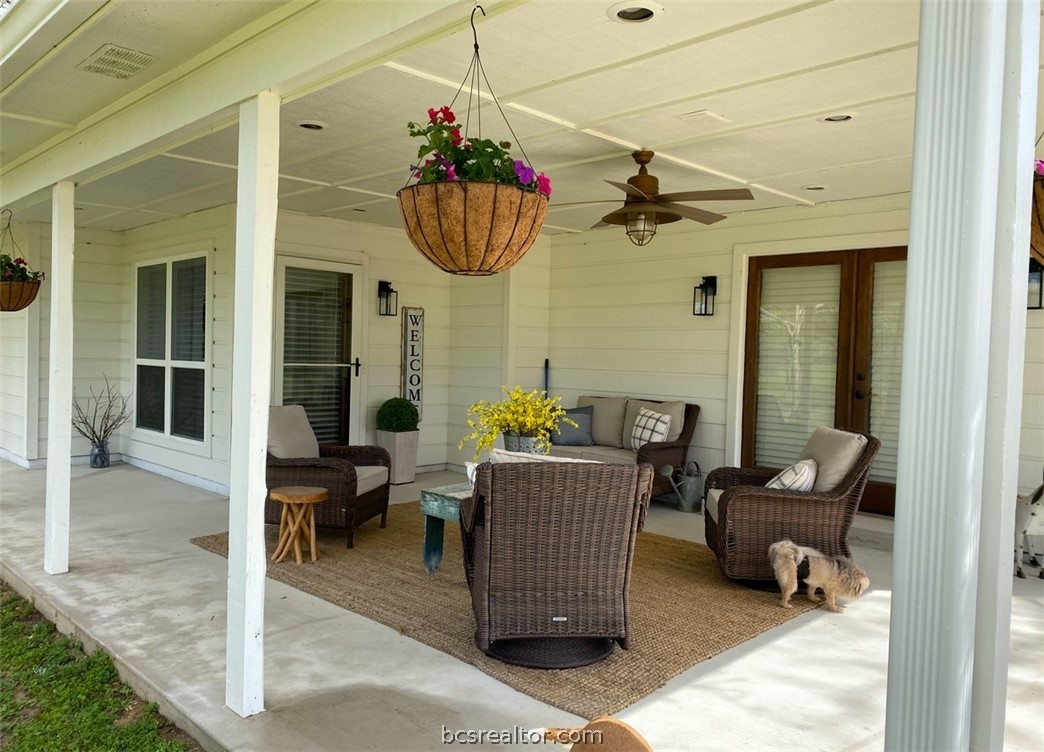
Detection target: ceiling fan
<box><xmin>562</xmin><ymin>150</ymin><xmax>754</xmax><ymax>246</ymax></box>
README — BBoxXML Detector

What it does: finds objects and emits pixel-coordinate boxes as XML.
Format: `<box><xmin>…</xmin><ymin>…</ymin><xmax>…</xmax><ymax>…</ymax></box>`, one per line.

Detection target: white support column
<box><xmin>43</xmin><ymin>180</ymin><xmax>74</xmax><ymax>575</ymax></box>
<box><xmin>225</xmin><ymin>90</ymin><xmax>280</xmax><ymax>718</ymax></box>
<box><xmin>971</xmin><ymin>2</ymin><xmax>1038</xmax><ymax>748</ymax></box>
<box><xmin>885</xmin><ymin>2</ymin><xmax>1033</xmax><ymax>749</ymax></box>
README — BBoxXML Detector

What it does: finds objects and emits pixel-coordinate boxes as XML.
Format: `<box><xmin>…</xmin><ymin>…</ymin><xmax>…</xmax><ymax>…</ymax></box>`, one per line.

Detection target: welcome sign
<box><xmin>401</xmin><ymin>306</ymin><xmax>423</xmax><ymax>418</ymax></box>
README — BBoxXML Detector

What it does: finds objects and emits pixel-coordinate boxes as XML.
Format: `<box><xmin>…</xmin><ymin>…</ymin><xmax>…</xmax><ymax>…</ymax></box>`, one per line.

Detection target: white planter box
<box><xmin>376</xmin><ymin>429</ymin><xmax>419</xmax><ymax>484</ymax></box>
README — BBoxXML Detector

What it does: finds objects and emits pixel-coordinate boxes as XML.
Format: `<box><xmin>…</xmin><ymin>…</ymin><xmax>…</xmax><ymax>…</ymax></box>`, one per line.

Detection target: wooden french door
<box><xmin>742</xmin><ymin>246</ymin><xmax>907</xmax><ymax>515</ymax></box>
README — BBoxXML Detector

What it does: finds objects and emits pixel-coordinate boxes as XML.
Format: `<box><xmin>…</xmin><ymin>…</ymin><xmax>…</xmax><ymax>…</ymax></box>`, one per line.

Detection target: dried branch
<box><xmin>71</xmin><ymin>375</ymin><xmax>132</xmax><ymax>445</ymax></box>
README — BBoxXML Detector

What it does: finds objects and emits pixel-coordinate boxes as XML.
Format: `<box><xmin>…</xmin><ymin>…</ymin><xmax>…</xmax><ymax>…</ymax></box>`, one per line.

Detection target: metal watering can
<box><xmin>659</xmin><ymin>461</ymin><xmax>704</xmax><ymax>513</ymax></box>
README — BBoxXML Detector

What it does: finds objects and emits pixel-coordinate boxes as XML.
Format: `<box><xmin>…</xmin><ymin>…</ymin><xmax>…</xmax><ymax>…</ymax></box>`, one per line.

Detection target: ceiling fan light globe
<box><xmin>626</xmin><ymin>213</ymin><xmax>657</xmax><ymax>246</ymax></box>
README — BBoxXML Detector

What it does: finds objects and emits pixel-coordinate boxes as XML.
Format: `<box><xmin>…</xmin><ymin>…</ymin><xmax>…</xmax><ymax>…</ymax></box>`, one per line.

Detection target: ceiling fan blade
<box><xmin>605</xmin><ymin>180</ymin><xmax>648</xmax><ymax>199</ymax></box>
<box><xmin>658</xmin><ymin>202</ymin><xmax>727</xmax><ymax>225</ymax></box>
<box><xmin>551</xmin><ymin>199</ymin><xmax>624</xmax><ymax>208</ymax></box>
<box><xmin>657</xmin><ymin>188</ymin><xmax>754</xmax><ymax>203</ymax></box>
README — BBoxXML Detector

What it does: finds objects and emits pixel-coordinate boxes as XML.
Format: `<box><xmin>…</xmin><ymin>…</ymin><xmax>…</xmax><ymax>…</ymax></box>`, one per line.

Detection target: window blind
<box><xmin>754</xmin><ymin>265</ymin><xmax>841</xmax><ymax>468</ymax></box>
<box><xmin>171</xmin><ymin>257</ymin><xmax>206</xmax><ymax>362</ymax></box>
<box><xmin>136</xmin><ymin>264</ymin><xmax>166</xmax><ymax>359</ymax></box>
<box><xmin>868</xmin><ymin>260</ymin><xmax>906</xmax><ymax>484</ymax></box>
<box><xmin>282</xmin><ymin>267</ymin><xmax>351</xmax><ymax>443</ymax></box>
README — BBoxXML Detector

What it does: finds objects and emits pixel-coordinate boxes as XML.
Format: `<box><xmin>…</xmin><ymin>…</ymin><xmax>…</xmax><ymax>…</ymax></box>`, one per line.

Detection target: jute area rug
<box><xmin>191</xmin><ymin>502</ymin><xmax>815</xmax><ymax>718</ymax></box>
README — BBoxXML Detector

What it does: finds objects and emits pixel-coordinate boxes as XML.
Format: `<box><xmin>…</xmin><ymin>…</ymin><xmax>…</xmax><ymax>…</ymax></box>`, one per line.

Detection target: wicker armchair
<box><xmin>264</xmin><ymin>405</ymin><xmax>390</xmax><ymax>549</ymax></box>
<box><xmin>703</xmin><ymin>431</ymin><xmax>880</xmax><ymax>582</ymax></box>
<box><xmin>460</xmin><ymin>460</ymin><xmax>654</xmax><ymax>668</ymax></box>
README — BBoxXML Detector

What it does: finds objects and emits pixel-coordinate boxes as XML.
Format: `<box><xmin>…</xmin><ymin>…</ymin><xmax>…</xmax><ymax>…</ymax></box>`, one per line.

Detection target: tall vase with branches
<box><xmin>71</xmin><ymin>376</ymin><xmax>132</xmax><ymax>468</ymax></box>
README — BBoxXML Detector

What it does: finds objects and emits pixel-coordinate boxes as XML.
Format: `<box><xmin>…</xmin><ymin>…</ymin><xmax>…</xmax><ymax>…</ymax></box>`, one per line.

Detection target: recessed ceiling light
<box><xmin>607</xmin><ymin>1</ymin><xmax>663</xmax><ymax>23</ymax></box>
<box><xmin>803</xmin><ymin>185</ymin><xmax>828</xmax><ymax>191</ymax></box>
<box><xmin>820</xmin><ymin>114</ymin><xmax>856</xmax><ymax>123</ymax></box>
<box><xmin>296</xmin><ymin>120</ymin><xmax>327</xmax><ymax>131</ymax></box>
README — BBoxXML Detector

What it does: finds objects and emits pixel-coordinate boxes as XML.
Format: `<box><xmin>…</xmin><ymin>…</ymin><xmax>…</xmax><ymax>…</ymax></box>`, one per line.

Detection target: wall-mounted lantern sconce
<box><xmin>693</xmin><ymin>276</ymin><xmax>717</xmax><ymax>316</ymax></box>
<box><xmin>1030</xmin><ymin>258</ymin><xmax>1043</xmax><ymax>310</ymax></box>
<box><xmin>377</xmin><ymin>280</ymin><xmax>398</xmax><ymax>317</ymax></box>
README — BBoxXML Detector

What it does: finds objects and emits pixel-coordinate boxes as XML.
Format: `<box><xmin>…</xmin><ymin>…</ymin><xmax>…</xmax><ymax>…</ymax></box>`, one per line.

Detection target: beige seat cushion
<box><xmin>268</xmin><ymin>405</ymin><xmax>319</xmax><ymax>459</ymax></box>
<box><xmin>577</xmin><ymin>395</ymin><xmax>629</xmax><ymax>448</ymax></box>
<box><xmin>623</xmin><ymin>399</ymin><xmax>686</xmax><ymax>444</ymax></box>
<box><xmin>489</xmin><ymin>448</ymin><xmax>599</xmax><ymax>464</ymax></box>
<box><xmin>551</xmin><ymin>445</ymin><xmax>637</xmax><ymax>464</ymax></box>
<box><xmin>705</xmin><ymin>488</ymin><xmax>723</xmax><ymax>522</ymax></box>
<box><xmin>798</xmin><ymin>427</ymin><xmax>869</xmax><ymax>492</ymax></box>
<box><xmin>355</xmin><ymin>465</ymin><xmax>389</xmax><ymax>495</ymax></box>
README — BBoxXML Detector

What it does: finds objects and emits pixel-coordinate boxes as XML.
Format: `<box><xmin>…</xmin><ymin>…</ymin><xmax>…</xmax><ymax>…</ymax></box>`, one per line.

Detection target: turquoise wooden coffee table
<box><xmin>419</xmin><ymin>482</ymin><xmax>472</xmax><ymax>573</ymax></box>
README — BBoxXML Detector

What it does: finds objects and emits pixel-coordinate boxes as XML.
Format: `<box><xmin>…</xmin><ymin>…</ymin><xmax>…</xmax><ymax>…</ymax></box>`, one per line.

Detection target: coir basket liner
<box><xmin>397</xmin><ymin>181</ymin><xmax>548</xmax><ymax>276</ymax></box>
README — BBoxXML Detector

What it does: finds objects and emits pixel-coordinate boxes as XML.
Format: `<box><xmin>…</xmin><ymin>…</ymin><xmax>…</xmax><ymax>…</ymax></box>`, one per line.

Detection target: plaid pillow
<box><xmin>630</xmin><ymin>407</ymin><xmax>671</xmax><ymax>451</ymax></box>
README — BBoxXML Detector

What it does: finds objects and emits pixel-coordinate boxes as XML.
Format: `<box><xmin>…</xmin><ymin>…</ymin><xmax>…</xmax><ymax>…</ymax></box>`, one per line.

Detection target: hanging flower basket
<box><xmin>397</xmin><ymin>181</ymin><xmax>548</xmax><ymax>276</ymax></box>
<box><xmin>1031</xmin><ymin>175</ymin><xmax>1044</xmax><ymax>266</ymax></box>
<box><xmin>0</xmin><ymin>280</ymin><xmax>41</xmax><ymax>312</ymax></box>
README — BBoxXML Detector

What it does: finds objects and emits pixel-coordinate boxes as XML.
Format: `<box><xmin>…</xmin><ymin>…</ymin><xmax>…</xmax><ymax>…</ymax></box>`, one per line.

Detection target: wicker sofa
<box><xmin>548</xmin><ymin>395</ymin><xmax>699</xmax><ymax>497</ymax></box>
<box><xmin>460</xmin><ymin>459</ymin><xmax>655</xmax><ymax>667</ymax></box>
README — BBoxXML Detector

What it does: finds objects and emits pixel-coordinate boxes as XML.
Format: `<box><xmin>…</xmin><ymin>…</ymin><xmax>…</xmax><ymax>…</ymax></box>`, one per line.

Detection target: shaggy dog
<box><xmin>768</xmin><ymin>540</ymin><xmax>870</xmax><ymax>612</ymax></box>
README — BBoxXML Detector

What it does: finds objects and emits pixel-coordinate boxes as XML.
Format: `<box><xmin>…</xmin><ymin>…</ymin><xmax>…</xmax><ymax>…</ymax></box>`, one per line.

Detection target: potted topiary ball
<box><xmin>375</xmin><ymin>397</ymin><xmax>421</xmax><ymax>484</ymax></box>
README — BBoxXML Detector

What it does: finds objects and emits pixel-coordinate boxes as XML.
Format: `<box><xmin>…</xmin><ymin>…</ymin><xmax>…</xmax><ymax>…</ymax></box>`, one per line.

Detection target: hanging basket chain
<box><xmin>0</xmin><ymin>208</ymin><xmax>24</xmax><ymax>261</ymax></box>
<box><xmin>446</xmin><ymin>5</ymin><xmax>539</xmax><ymax>176</ymax></box>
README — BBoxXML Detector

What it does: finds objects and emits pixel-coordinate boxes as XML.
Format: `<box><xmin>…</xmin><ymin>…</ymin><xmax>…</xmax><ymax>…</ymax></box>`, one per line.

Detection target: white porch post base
<box><xmin>43</xmin><ymin>180</ymin><xmax>75</xmax><ymax>575</ymax></box>
<box><xmin>225</xmin><ymin>90</ymin><xmax>280</xmax><ymax>718</ymax></box>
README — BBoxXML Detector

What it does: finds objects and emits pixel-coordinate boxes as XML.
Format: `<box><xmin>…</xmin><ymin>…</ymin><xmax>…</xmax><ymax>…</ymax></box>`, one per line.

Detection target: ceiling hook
<box><xmin>470</xmin><ymin>4</ymin><xmax>486</xmax><ymax>51</ymax></box>
<box><xmin>1</xmin><ymin>209</ymin><xmax>12</xmax><ymax>232</ymax></box>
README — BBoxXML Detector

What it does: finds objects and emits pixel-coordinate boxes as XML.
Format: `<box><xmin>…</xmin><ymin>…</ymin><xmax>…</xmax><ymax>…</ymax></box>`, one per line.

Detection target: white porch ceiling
<box><xmin>1</xmin><ymin>0</ymin><xmax>1041</xmax><ymax>236</ymax></box>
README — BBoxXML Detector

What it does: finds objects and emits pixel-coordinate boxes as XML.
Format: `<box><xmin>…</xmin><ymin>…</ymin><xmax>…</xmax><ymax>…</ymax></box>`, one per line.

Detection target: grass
<box><xmin>0</xmin><ymin>584</ymin><xmax>203</xmax><ymax>752</ymax></box>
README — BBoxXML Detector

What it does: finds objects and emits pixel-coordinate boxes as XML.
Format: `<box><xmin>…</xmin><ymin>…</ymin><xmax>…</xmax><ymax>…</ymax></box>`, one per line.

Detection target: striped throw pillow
<box><xmin>765</xmin><ymin>458</ymin><xmax>819</xmax><ymax>491</ymax></box>
<box><xmin>630</xmin><ymin>407</ymin><xmax>671</xmax><ymax>451</ymax></box>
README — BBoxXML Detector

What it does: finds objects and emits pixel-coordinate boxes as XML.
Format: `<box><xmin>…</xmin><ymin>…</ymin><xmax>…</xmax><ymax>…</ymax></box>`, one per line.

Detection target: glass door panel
<box><xmin>753</xmin><ymin>265</ymin><xmax>842</xmax><ymax>467</ymax></box>
<box><xmin>280</xmin><ymin>266</ymin><xmax>353</xmax><ymax>445</ymax></box>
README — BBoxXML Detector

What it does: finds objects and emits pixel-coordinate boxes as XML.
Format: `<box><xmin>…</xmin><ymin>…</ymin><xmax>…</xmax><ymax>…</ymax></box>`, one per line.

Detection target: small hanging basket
<box><xmin>1031</xmin><ymin>175</ymin><xmax>1044</xmax><ymax>266</ymax></box>
<box><xmin>0</xmin><ymin>280</ymin><xmax>42</xmax><ymax>312</ymax></box>
<box><xmin>397</xmin><ymin>181</ymin><xmax>548</xmax><ymax>276</ymax></box>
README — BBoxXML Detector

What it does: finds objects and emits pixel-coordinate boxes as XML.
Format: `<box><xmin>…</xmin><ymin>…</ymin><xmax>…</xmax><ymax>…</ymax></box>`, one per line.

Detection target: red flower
<box><xmin>450</xmin><ymin>128</ymin><xmax>462</xmax><ymax>146</ymax></box>
<box><xmin>427</xmin><ymin>107</ymin><xmax>439</xmax><ymax>124</ymax></box>
<box><xmin>440</xmin><ymin>106</ymin><xmax>456</xmax><ymax>124</ymax></box>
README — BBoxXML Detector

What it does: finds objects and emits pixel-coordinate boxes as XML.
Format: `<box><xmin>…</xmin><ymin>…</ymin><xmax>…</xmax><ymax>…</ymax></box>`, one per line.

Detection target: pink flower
<box><xmin>446</xmin><ymin>165</ymin><xmax>457</xmax><ymax>181</ymax></box>
<box><xmin>1035</xmin><ymin>159</ymin><xmax>1044</xmax><ymax>176</ymax></box>
<box><xmin>536</xmin><ymin>173</ymin><xmax>552</xmax><ymax>197</ymax></box>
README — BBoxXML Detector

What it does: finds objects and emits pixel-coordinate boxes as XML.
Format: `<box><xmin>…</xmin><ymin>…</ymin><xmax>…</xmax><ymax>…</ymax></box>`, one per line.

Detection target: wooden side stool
<box><xmin>269</xmin><ymin>486</ymin><xmax>329</xmax><ymax>564</ymax></box>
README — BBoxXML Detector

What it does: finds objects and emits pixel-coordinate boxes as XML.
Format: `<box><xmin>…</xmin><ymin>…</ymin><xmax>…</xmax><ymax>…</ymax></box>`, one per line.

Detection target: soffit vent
<box><xmin>75</xmin><ymin>44</ymin><xmax>156</xmax><ymax>80</ymax></box>
<box><xmin>677</xmin><ymin>109</ymin><xmax>733</xmax><ymax>126</ymax></box>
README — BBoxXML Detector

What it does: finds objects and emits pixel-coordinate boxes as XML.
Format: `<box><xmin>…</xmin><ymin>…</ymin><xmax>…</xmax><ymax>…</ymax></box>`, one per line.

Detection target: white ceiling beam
<box><xmin>0</xmin><ymin>0</ymin><xmax>470</xmax><ymax>206</ymax></box>
<box><xmin>502</xmin><ymin>0</ymin><xmax>834</xmax><ymax>103</ymax></box>
<box><xmin>576</xmin><ymin>41</ymin><xmax>919</xmax><ymax>130</ymax></box>
<box><xmin>0</xmin><ymin>111</ymin><xmax>74</xmax><ymax>129</ymax></box>
<box><xmin>0</xmin><ymin>0</ymin><xmax>113</xmax><ymax>101</ymax></box>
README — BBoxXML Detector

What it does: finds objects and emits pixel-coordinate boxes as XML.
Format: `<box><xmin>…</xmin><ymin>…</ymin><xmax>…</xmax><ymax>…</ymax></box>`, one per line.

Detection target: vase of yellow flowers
<box><xmin>458</xmin><ymin>385</ymin><xmax>576</xmax><ymax>459</ymax></box>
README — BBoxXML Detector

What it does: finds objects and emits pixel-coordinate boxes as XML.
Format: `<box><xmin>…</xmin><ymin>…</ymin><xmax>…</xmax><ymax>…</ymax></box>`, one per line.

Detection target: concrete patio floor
<box><xmin>0</xmin><ymin>460</ymin><xmax>1041</xmax><ymax>752</ymax></box>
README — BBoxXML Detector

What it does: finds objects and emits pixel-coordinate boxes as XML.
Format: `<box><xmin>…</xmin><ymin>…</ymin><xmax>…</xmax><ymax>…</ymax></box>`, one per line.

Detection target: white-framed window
<box><xmin>134</xmin><ymin>253</ymin><xmax>209</xmax><ymax>443</ymax></box>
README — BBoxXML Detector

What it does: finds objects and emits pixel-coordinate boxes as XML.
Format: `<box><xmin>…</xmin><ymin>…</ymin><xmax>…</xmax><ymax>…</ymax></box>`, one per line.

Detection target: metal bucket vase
<box><xmin>502</xmin><ymin>433</ymin><xmax>542</xmax><ymax>454</ymax></box>
<box><xmin>89</xmin><ymin>441</ymin><xmax>110</xmax><ymax>469</ymax></box>
<box><xmin>397</xmin><ymin>181</ymin><xmax>549</xmax><ymax>276</ymax></box>
<box><xmin>0</xmin><ymin>280</ymin><xmax>41</xmax><ymax>312</ymax></box>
